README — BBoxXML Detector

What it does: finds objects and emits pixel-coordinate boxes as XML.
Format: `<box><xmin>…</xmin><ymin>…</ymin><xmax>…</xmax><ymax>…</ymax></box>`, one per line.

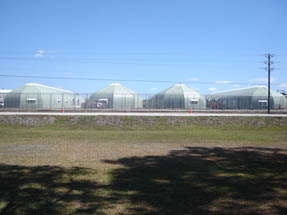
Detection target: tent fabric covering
<box><xmin>207</xmin><ymin>86</ymin><xmax>287</xmax><ymax>109</ymax></box>
<box><xmin>4</xmin><ymin>83</ymin><xmax>79</xmax><ymax>109</ymax></box>
<box><xmin>147</xmin><ymin>84</ymin><xmax>206</xmax><ymax>109</ymax></box>
<box><xmin>87</xmin><ymin>83</ymin><xmax>143</xmax><ymax>109</ymax></box>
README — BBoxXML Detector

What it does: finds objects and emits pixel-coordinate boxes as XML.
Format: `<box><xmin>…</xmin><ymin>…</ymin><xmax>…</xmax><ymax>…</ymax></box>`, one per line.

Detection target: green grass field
<box><xmin>0</xmin><ymin>116</ymin><xmax>287</xmax><ymax>215</ymax></box>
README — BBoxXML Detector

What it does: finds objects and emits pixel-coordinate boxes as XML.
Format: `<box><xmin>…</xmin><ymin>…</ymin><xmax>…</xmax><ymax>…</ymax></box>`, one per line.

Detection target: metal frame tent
<box><xmin>4</xmin><ymin>83</ymin><xmax>81</xmax><ymax>109</ymax></box>
<box><xmin>207</xmin><ymin>86</ymin><xmax>287</xmax><ymax>109</ymax></box>
<box><xmin>87</xmin><ymin>83</ymin><xmax>143</xmax><ymax>109</ymax></box>
<box><xmin>147</xmin><ymin>84</ymin><xmax>206</xmax><ymax>109</ymax></box>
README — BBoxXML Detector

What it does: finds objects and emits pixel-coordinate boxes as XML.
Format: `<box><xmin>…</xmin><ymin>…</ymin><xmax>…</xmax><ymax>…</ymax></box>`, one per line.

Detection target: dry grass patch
<box><xmin>0</xmin><ymin>122</ymin><xmax>287</xmax><ymax>214</ymax></box>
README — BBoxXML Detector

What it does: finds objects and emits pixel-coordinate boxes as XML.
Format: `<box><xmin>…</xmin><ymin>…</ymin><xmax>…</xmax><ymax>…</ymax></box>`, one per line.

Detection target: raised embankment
<box><xmin>0</xmin><ymin>115</ymin><xmax>287</xmax><ymax>128</ymax></box>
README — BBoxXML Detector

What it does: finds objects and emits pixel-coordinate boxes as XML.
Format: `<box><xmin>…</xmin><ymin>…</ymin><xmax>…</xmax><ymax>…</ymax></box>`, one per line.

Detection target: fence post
<box><xmin>62</xmin><ymin>93</ymin><xmax>64</xmax><ymax>112</ymax></box>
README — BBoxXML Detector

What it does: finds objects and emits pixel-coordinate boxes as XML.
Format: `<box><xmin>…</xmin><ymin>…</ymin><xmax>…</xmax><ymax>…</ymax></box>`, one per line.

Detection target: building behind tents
<box><xmin>87</xmin><ymin>83</ymin><xmax>143</xmax><ymax>109</ymax></box>
<box><xmin>146</xmin><ymin>84</ymin><xmax>206</xmax><ymax>109</ymax></box>
<box><xmin>4</xmin><ymin>83</ymin><xmax>82</xmax><ymax>109</ymax></box>
<box><xmin>0</xmin><ymin>89</ymin><xmax>12</xmax><ymax>108</ymax></box>
<box><xmin>207</xmin><ymin>86</ymin><xmax>287</xmax><ymax>109</ymax></box>
<box><xmin>278</xmin><ymin>90</ymin><xmax>287</xmax><ymax>99</ymax></box>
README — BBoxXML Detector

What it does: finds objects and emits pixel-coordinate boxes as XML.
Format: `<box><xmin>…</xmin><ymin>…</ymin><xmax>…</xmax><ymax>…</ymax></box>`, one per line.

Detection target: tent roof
<box><xmin>93</xmin><ymin>83</ymin><xmax>138</xmax><ymax>95</ymax></box>
<box><xmin>10</xmin><ymin>83</ymin><xmax>73</xmax><ymax>94</ymax></box>
<box><xmin>155</xmin><ymin>84</ymin><xmax>201</xmax><ymax>97</ymax></box>
<box><xmin>0</xmin><ymin>90</ymin><xmax>12</xmax><ymax>93</ymax></box>
<box><xmin>208</xmin><ymin>86</ymin><xmax>283</xmax><ymax>97</ymax></box>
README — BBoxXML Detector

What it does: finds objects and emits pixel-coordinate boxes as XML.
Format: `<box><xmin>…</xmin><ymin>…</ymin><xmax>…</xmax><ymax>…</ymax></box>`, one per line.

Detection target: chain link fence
<box><xmin>1</xmin><ymin>92</ymin><xmax>287</xmax><ymax>111</ymax></box>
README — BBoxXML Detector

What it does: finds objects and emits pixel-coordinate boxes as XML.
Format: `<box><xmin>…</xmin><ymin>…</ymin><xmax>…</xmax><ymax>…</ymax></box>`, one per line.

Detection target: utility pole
<box><xmin>267</xmin><ymin>53</ymin><xmax>271</xmax><ymax>114</ymax></box>
<box><xmin>264</xmin><ymin>54</ymin><xmax>274</xmax><ymax>114</ymax></box>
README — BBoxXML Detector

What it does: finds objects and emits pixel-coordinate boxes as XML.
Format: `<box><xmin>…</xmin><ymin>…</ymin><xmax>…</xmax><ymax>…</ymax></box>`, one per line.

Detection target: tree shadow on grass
<box><xmin>104</xmin><ymin>147</ymin><xmax>287</xmax><ymax>215</ymax></box>
<box><xmin>1</xmin><ymin>147</ymin><xmax>287</xmax><ymax>215</ymax></box>
<box><xmin>0</xmin><ymin>165</ymin><xmax>106</xmax><ymax>215</ymax></box>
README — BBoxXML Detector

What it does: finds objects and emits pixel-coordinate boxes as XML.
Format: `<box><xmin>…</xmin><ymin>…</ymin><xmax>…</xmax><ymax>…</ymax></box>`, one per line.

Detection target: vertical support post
<box><xmin>62</xmin><ymin>93</ymin><xmax>64</xmax><ymax>113</ymax></box>
<box><xmin>267</xmin><ymin>53</ymin><xmax>271</xmax><ymax>114</ymax></box>
<box><xmin>87</xmin><ymin>93</ymin><xmax>89</xmax><ymax>109</ymax></box>
<box><xmin>50</xmin><ymin>93</ymin><xmax>52</xmax><ymax>109</ymax></box>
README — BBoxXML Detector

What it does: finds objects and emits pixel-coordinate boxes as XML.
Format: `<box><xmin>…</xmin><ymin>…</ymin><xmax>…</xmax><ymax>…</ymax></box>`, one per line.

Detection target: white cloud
<box><xmin>190</xmin><ymin>86</ymin><xmax>200</xmax><ymax>91</ymax></box>
<box><xmin>188</xmin><ymin>78</ymin><xmax>199</xmax><ymax>81</ymax></box>
<box><xmin>34</xmin><ymin>50</ymin><xmax>46</xmax><ymax>58</ymax></box>
<box><xmin>64</xmin><ymin>72</ymin><xmax>73</xmax><ymax>76</ymax></box>
<box><xmin>249</xmin><ymin>77</ymin><xmax>278</xmax><ymax>84</ymax></box>
<box><xmin>208</xmin><ymin>87</ymin><xmax>217</xmax><ymax>92</ymax></box>
<box><xmin>232</xmin><ymin>84</ymin><xmax>241</xmax><ymax>88</ymax></box>
<box><xmin>215</xmin><ymin>81</ymin><xmax>233</xmax><ymax>84</ymax></box>
<box><xmin>279</xmin><ymin>83</ymin><xmax>287</xmax><ymax>88</ymax></box>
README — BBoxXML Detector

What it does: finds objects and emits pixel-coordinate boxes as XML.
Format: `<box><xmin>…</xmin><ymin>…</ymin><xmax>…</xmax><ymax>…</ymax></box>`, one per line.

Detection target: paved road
<box><xmin>0</xmin><ymin>112</ymin><xmax>287</xmax><ymax>117</ymax></box>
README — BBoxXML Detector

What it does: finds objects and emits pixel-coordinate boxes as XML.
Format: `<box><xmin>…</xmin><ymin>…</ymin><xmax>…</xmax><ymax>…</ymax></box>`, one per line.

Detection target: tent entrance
<box><xmin>258</xmin><ymin>100</ymin><xmax>268</xmax><ymax>109</ymax></box>
<box><xmin>26</xmin><ymin>98</ymin><xmax>37</xmax><ymax>109</ymax></box>
<box><xmin>95</xmin><ymin>99</ymin><xmax>109</xmax><ymax>108</ymax></box>
<box><xmin>190</xmin><ymin>99</ymin><xmax>199</xmax><ymax>105</ymax></box>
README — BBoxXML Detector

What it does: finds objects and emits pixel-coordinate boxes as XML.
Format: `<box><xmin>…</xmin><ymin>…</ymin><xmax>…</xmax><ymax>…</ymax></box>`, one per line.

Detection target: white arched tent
<box><xmin>87</xmin><ymin>83</ymin><xmax>143</xmax><ymax>109</ymax></box>
<box><xmin>207</xmin><ymin>86</ymin><xmax>287</xmax><ymax>109</ymax></box>
<box><xmin>147</xmin><ymin>84</ymin><xmax>206</xmax><ymax>109</ymax></box>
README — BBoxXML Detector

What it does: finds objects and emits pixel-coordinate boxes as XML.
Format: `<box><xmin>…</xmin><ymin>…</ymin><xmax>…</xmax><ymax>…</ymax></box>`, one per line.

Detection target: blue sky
<box><xmin>0</xmin><ymin>0</ymin><xmax>287</xmax><ymax>94</ymax></box>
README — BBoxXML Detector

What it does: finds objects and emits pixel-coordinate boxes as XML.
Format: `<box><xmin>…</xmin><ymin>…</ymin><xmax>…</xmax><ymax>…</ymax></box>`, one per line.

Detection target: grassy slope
<box><xmin>0</xmin><ymin>116</ymin><xmax>287</xmax><ymax>214</ymax></box>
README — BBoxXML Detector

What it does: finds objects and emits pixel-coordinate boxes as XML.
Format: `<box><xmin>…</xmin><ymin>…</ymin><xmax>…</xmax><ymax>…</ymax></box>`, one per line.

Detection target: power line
<box><xmin>264</xmin><ymin>53</ymin><xmax>275</xmax><ymax>114</ymax></box>
<box><xmin>0</xmin><ymin>56</ymin><xmax>271</xmax><ymax>67</ymax></box>
<box><xmin>0</xmin><ymin>57</ymin><xmax>172</xmax><ymax>66</ymax></box>
<box><xmin>0</xmin><ymin>51</ymin><xmax>267</xmax><ymax>56</ymax></box>
<box><xmin>0</xmin><ymin>74</ymin><xmax>281</xmax><ymax>86</ymax></box>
